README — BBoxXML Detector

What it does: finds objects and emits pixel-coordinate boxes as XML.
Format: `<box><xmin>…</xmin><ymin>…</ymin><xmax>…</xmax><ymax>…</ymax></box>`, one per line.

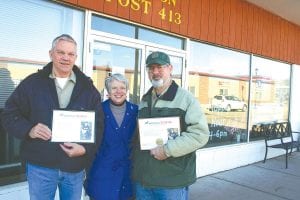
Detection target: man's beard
<box><xmin>151</xmin><ymin>79</ymin><xmax>164</xmax><ymax>88</ymax></box>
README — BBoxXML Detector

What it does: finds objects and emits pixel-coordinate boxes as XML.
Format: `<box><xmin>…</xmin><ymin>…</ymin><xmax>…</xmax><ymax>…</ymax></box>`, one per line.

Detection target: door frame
<box><xmin>84</xmin><ymin>31</ymin><xmax>186</xmax><ymax>100</ymax></box>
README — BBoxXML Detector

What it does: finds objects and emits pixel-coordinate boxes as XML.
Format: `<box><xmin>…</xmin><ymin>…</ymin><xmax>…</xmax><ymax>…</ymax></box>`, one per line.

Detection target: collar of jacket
<box><xmin>142</xmin><ymin>80</ymin><xmax>178</xmax><ymax>101</ymax></box>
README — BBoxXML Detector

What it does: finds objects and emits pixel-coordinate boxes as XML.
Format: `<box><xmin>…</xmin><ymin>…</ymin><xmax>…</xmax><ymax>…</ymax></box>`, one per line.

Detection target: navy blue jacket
<box><xmin>1</xmin><ymin>62</ymin><xmax>103</xmax><ymax>172</ymax></box>
<box><xmin>86</xmin><ymin>100</ymin><xmax>138</xmax><ymax>200</ymax></box>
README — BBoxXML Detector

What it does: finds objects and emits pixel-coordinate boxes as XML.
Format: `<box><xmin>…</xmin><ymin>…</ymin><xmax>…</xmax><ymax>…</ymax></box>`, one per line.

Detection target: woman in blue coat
<box><xmin>86</xmin><ymin>73</ymin><xmax>138</xmax><ymax>200</ymax></box>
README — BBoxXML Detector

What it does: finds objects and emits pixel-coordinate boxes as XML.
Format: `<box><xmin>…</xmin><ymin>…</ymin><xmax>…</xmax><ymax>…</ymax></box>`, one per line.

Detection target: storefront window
<box><xmin>91</xmin><ymin>14</ymin><xmax>184</xmax><ymax>49</ymax></box>
<box><xmin>92</xmin><ymin>15</ymin><xmax>136</xmax><ymax>38</ymax></box>
<box><xmin>139</xmin><ymin>28</ymin><xmax>184</xmax><ymax>49</ymax></box>
<box><xmin>0</xmin><ymin>0</ymin><xmax>84</xmax><ymax>185</ymax></box>
<box><xmin>188</xmin><ymin>41</ymin><xmax>250</xmax><ymax>147</ymax></box>
<box><xmin>249</xmin><ymin>56</ymin><xmax>291</xmax><ymax>141</ymax></box>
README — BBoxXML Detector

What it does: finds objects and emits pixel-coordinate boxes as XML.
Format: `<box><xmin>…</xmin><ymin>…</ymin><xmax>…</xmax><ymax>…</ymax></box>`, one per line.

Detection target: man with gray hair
<box><xmin>1</xmin><ymin>34</ymin><xmax>103</xmax><ymax>200</ymax></box>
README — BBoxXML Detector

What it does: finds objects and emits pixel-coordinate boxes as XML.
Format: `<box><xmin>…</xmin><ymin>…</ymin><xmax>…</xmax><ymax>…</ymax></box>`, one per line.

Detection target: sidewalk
<box><xmin>190</xmin><ymin>152</ymin><xmax>300</xmax><ymax>200</ymax></box>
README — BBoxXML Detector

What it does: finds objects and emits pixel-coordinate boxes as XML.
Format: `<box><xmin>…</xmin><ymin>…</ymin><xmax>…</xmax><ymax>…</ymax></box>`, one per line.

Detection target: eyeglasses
<box><xmin>147</xmin><ymin>64</ymin><xmax>169</xmax><ymax>73</ymax></box>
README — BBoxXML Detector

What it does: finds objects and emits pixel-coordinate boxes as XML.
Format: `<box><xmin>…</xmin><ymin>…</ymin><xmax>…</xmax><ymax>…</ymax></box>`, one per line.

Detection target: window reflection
<box><xmin>92</xmin><ymin>41</ymin><xmax>141</xmax><ymax>104</ymax></box>
<box><xmin>189</xmin><ymin>41</ymin><xmax>250</xmax><ymax>147</ymax></box>
<box><xmin>249</xmin><ymin>56</ymin><xmax>290</xmax><ymax>141</ymax></box>
<box><xmin>290</xmin><ymin>65</ymin><xmax>300</xmax><ymax>132</ymax></box>
<box><xmin>0</xmin><ymin>0</ymin><xmax>84</xmax><ymax>65</ymax></box>
<box><xmin>139</xmin><ymin>29</ymin><xmax>184</xmax><ymax>49</ymax></box>
<box><xmin>169</xmin><ymin>55</ymin><xmax>183</xmax><ymax>86</ymax></box>
<box><xmin>190</xmin><ymin>42</ymin><xmax>249</xmax><ymax>77</ymax></box>
<box><xmin>91</xmin><ymin>14</ymin><xmax>184</xmax><ymax>50</ymax></box>
<box><xmin>0</xmin><ymin>60</ymin><xmax>44</xmax><ymax>185</ymax></box>
<box><xmin>92</xmin><ymin>15</ymin><xmax>135</xmax><ymax>38</ymax></box>
<box><xmin>0</xmin><ymin>0</ymin><xmax>84</xmax><ymax>185</ymax></box>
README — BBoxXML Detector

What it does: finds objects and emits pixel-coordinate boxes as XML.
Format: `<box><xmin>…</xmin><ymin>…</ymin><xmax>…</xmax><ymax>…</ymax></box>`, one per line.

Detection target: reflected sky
<box><xmin>189</xmin><ymin>41</ymin><xmax>291</xmax><ymax>81</ymax></box>
<box><xmin>0</xmin><ymin>0</ymin><xmax>84</xmax><ymax>65</ymax></box>
<box><xmin>93</xmin><ymin>41</ymin><xmax>140</xmax><ymax>69</ymax></box>
<box><xmin>252</xmin><ymin>56</ymin><xmax>290</xmax><ymax>80</ymax></box>
<box><xmin>189</xmin><ymin>41</ymin><xmax>250</xmax><ymax>77</ymax></box>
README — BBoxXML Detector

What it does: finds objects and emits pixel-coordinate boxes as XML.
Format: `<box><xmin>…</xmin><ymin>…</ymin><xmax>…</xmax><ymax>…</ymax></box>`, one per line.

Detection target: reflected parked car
<box><xmin>211</xmin><ymin>95</ymin><xmax>247</xmax><ymax>112</ymax></box>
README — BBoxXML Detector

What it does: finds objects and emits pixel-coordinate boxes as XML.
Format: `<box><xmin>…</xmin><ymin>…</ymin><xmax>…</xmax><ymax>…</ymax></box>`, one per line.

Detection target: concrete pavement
<box><xmin>190</xmin><ymin>152</ymin><xmax>300</xmax><ymax>200</ymax></box>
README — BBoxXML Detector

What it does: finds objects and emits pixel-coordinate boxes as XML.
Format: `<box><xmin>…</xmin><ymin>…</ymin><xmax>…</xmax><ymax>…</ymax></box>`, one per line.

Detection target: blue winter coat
<box><xmin>86</xmin><ymin>100</ymin><xmax>138</xmax><ymax>200</ymax></box>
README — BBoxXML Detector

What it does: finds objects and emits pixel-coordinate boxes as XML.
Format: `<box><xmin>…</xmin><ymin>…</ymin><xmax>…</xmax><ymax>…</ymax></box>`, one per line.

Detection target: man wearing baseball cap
<box><xmin>132</xmin><ymin>51</ymin><xmax>209</xmax><ymax>200</ymax></box>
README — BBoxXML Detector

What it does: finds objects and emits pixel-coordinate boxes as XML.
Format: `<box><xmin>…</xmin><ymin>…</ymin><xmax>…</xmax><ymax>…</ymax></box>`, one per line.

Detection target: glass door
<box><xmin>85</xmin><ymin>36</ymin><xmax>186</xmax><ymax>103</ymax></box>
<box><xmin>86</xmin><ymin>36</ymin><xmax>145</xmax><ymax>104</ymax></box>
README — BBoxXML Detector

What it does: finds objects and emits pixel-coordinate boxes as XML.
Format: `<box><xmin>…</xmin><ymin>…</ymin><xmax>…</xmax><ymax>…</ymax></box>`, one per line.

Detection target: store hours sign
<box><xmin>105</xmin><ymin>0</ymin><xmax>182</xmax><ymax>25</ymax></box>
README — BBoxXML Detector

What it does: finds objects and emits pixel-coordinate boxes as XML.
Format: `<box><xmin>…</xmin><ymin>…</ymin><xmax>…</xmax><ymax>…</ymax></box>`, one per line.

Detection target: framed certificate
<box><xmin>51</xmin><ymin>110</ymin><xmax>95</xmax><ymax>143</ymax></box>
<box><xmin>138</xmin><ymin>117</ymin><xmax>181</xmax><ymax>150</ymax></box>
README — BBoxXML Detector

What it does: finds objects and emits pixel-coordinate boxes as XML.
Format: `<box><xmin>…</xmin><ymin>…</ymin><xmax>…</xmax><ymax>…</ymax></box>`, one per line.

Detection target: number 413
<box><xmin>159</xmin><ymin>8</ymin><xmax>181</xmax><ymax>25</ymax></box>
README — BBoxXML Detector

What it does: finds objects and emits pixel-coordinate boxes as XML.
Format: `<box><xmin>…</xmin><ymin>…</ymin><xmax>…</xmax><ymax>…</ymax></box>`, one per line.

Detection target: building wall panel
<box><xmin>103</xmin><ymin>0</ymin><xmax>117</xmax><ymax>15</ymax></box>
<box><xmin>271</xmin><ymin>16</ymin><xmax>279</xmax><ymax>59</ymax></box>
<box><xmin>297</xmin><ymin>27</ymin><xmax>300</xmax><ymax>61</ymax></box>
<box><xmin>222</xmin><ymin>1</ymin><xmax>231</xmax><ymax>47</ymax></box>
<box><xmin>250</xmin><ymin>6</ymin><xmax>259</xmax><ymax>52</ymax></box>
<box><xmin>263</xmin><ymin>12</ymin><xmax>272</xmax><ymax>57</ymax></box>
<box><xmin>246</xmin><ymin>2</ymin><xmax>254</xmax><ymax>53</ymax></box>
<box><xmin>76</xmin><ymin>0</ymin><xmax>103</xmax><ymax>11</ymax></box>
<box><xmin>187</xmin><ymin>0</ymin><xmax>201</xmax><ymax>39</ymax></box>
<box><xmin>234</xmin><ymin>0</ymin><xmax>243</xmax><ymax>50</ymax></box>
<box><xmin>228</xmin><ymin>0</ymin><xmax>237</xmax><ymax>49</ymax></box>
<box><xmin>260</xmin><ymin>10</ymin><xmax>268</xmax><ymax>56</ymax></box>
<box><xmin>58</xmin><ymin>0</ymin><xmax>300</xmax><ymax>64</ymax></box>
<box><xmin>286</xmin><ymin>24</ymin><xmax>293</xmax><ymax>61</ymax></box>
<box><xmin>140</xmin><ymin>1</ymin><xmax>154</xmax><ymax>28</ymax></box>
<box><xmin>240</xmin><ymin>1</ymin><xmax>248</xmax><ymax>52</ymax></box>
<box><xmin>283</xmin><ymin>22</ymin><xmax>289</xmax><ymax>61</ymax></box>
<box><xmin>293</xmin><ymin>26</ymin><xmax>299</xmax><ymax>62</ymax></box>
<box><xmin>199</xmin><ymin>0</ymin><xmax>209</xmax><ymax>42</ymax></box>
<box><xmin>280</xmin><ymin>19</ymin><xmax>287</xmax><ymax>61</ymax></box>
<box><xmin>150</xmin><ymin>1</ymin><xmax>163</xmax><ymax>29</ymax></box>
<box><xmin>177</xmin><ymin>0</ymin><xmax>189</xmax><ymax>36</ymax></box>
<box><xmin>215</xmin><ymin>0</ymin><xmax>224</xmax><ymax>45</ymax></box>
<box><xmin>129</xmin><ymin>2</ymin><xmax>142</xmax><ymax>23</ymax></box>
<box><xmin>117</xmin><ymin>1</ymin><xmax>130</xmax><ymax>19</ymax></box>
<box><xmin>207</xmin><ymin>0</ymin><xmax>217</xmax><ymax>44</ymax></box>
<box><xmin>160</xmin><ymin>2</ymin><xmax>172</xmax><ymax>31</ymax></box>
<box><xmin>256</xmin><ymin>8</ymin><xmax>264</xmax><ymax>55</ymax></box>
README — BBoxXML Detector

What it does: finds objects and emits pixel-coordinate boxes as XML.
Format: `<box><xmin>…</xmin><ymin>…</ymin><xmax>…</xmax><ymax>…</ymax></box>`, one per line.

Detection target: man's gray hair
<box><xmin>51</xmin><ymin>34</ymin><xmax>77</xmax><ymax>50</ymax></box>
<box><xmin>105</xmin><ymin>73</ymin><xmax>129</xmax><ymax>93</ymax></box>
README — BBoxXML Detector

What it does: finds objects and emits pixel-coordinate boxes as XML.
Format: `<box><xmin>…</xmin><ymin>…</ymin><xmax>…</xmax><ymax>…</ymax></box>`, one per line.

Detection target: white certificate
<box><xmin>51</xmin><ymin>110</ymin><xmax>95</xmax><ymax>143</ymax></box>
<box><xmin>138</xmin><ymin>117</ymin><xmax>181</xmax><ymax>150</ymax></box>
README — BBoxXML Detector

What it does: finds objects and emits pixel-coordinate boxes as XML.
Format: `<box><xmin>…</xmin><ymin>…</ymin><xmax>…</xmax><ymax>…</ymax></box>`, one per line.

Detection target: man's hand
<box><xmin>150</xmin><ymin>145</ymin><xmax>168</xmax><ymax>160</ymax></box>
<box><xmin>60</xmin><ymin>142</ymin><xmax>86</xmax><ymax>158</ymax></box>
<box><xmin>29</xmin><ymin>123</ymin><xmax>51</xmax><ymax>140</ymax></box>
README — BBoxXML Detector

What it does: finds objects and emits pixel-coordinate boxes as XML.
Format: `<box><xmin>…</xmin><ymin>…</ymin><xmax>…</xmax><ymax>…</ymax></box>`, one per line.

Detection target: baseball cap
<box><xmin>146</xmin><ymin>51</ymin><xmax>170</xmax><ymax>67</ymax></box>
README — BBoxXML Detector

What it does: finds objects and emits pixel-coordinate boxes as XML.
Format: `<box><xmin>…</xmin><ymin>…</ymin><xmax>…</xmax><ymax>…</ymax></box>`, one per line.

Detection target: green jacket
<box><xmin>132</xmin><ymin>81</ymin><xmax>209</xmax><ymax>188</ymax></box>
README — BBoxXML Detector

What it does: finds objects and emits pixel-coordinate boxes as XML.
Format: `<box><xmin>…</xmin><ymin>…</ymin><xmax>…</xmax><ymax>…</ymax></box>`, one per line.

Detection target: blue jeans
<box><xmin>135</xmin><ymin>182</ymin><xmax>189</xmax><ymax>200</ymax></box>
<box><xmin>26</xmin><ymin>163</ymin><xmax>84</xmax><ymax>200</ymax></box>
